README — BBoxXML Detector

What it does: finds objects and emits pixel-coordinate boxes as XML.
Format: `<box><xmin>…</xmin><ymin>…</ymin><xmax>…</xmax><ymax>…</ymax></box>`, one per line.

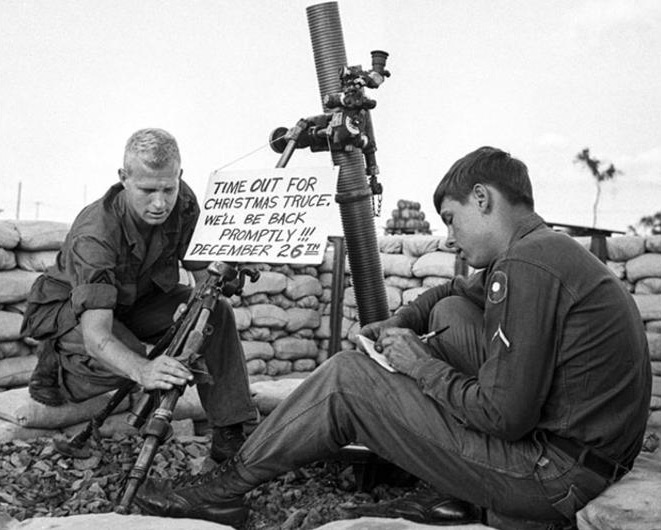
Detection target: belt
<box><xmin>546</xmin><ymin>433</ymin><xmax>630</xmax><ymax>482</ymax></box>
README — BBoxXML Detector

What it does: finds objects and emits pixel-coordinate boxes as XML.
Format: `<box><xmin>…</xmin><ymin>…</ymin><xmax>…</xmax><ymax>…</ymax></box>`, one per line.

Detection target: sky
<box><xmin>2</xmin><ymin>0</ymin><xmax>660</xmax><ymax>236</ymax></box>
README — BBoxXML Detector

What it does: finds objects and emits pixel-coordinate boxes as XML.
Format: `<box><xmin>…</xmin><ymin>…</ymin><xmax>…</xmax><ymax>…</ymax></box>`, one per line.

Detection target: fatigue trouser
<box><xmin>233</xmin><ymin>296</ymin><xmax>610</xmax><ymax>529</ymax></box>
<box><xmin>56</xmin><ymin>285</ymin><xmax>256</xmax><ymax>428</ymax></box>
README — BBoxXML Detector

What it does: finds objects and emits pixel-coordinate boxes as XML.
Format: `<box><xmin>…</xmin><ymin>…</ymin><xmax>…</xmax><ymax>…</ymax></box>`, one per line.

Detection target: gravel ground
<box><xmin>0</xmin><ymin>434</ymin><xmax>419</xmax><ymax>529</ymax></box>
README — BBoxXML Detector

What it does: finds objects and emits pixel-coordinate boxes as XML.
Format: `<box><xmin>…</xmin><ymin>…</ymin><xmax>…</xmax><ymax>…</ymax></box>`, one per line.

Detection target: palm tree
<box><xmin>574</xmin><ymin>148</ymin><xmax>621</xmax><ymax>227</ymax></box>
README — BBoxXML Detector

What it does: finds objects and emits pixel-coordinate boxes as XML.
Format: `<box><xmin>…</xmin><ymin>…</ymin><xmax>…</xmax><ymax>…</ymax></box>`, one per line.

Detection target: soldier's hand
<box><xmin>378</xmin><ymin>328</ymin><xmax>432</xmax><ymax>377</ymax></box>
<box><xmin>137</xmin><ymin>356</ymin><xmax>193</xmax><ymax>390</ymax></box>
<box><xmin>359</xmin><ymin>316</ymin><xmax>402</xmax><ymax>343</ymax></box>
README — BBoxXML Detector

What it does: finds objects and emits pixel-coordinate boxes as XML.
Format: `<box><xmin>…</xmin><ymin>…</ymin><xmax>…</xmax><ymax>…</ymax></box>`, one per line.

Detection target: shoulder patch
<box><xmin>488</xmin><ymin>271</ymin><xmax>508</xmax><ymax>304</ymax></box>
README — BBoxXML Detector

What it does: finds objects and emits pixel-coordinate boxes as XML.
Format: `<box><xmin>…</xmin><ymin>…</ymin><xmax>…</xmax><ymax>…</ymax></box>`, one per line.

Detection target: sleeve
<box><xmin>66</xmin><ymin>235</ymin><xmax>118</xmax><ymax>317</ymax></box>
<box><xmin>395</xmin><ymin>271</ymin><xmax>487</xmax><ymax>334</ymax></box>
<box><xmin>410</xmin><ymin>259</ymin><xmax>561</xmax><ymax>440</ymax></box>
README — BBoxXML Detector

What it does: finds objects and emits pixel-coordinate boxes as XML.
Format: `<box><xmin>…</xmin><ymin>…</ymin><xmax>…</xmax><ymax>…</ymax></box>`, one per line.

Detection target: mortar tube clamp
<box><xmin>335</xmin><ymin>189</ymin><xmax>373</xmax><ymax>205</ymax></box>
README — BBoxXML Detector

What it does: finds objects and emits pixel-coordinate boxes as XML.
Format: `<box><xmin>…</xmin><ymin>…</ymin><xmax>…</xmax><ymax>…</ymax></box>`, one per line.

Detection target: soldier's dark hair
<box><xmin>433</xmin><ymin>146</ymin><xmax>534</xmax><ymax>213</ymax></box>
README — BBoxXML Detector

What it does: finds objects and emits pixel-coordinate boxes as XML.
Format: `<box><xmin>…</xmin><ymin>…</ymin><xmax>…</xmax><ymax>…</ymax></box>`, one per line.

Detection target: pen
<box><xmin>418</xmin><ymin>325</ymin><xmax>450</xmax><ymax>343</ymax></box>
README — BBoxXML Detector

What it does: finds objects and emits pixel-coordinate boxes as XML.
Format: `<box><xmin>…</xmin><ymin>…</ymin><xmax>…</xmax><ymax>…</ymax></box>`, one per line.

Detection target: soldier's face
<box><xmin>440</xmin><ymin>195</ymin><xmax>495</xmax><ymax>269</ymax></box>
<box><xmin>119</xmin><ymin>158</ymin><xmax>181</xmax><ymax>227</ymax></box>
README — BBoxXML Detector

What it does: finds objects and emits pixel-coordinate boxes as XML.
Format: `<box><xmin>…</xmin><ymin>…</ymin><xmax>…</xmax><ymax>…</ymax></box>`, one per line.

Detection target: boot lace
<box><xmin>175</xmin><ymin>454</ymin><xmax>239</xmax><ymax>490</ymax></box>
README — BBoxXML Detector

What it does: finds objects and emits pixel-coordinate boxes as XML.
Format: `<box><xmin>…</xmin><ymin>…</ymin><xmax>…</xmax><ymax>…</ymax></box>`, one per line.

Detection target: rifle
<box><xmin>53</xmin><ymin>261</ymin><xmax>259</xmax><ymax>511</ymax></box>
<box><xmin>113</xmin><ymin>261</ymin><xmax>259</xmax><ymax>513</ymax></box>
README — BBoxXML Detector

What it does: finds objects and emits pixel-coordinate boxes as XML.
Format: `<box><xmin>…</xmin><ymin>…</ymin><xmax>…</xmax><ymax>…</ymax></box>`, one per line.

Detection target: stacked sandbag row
<box><xmin>228</xmin><ymin>248</ymin><xmax>338</xmax><ymax>380</ymax></box>
<box><xmin>339</xmin><ymin>235</ymin><xmax>458</xmax><ymax>350</ymax></box>
<box><xmin>584</xmin><ymin>234</ymin><xmax>661</xmax><ymax>435</ymax></box>
<box><xmin>0</xmin><ymin>221</ymin><xmax>70</xmax><ymax>395</ymax></box>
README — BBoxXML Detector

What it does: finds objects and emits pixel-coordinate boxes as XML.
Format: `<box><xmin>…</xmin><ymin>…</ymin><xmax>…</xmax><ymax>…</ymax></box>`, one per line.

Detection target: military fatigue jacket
<box><xmin>21</xmin><ymin>180</ymin><xmax>200</xmax><ymax>339</ymax></box>
<box><xmin>396</xmin><ymin>213</ymin><xmax>651</xmax><ymax>465</ymax></box>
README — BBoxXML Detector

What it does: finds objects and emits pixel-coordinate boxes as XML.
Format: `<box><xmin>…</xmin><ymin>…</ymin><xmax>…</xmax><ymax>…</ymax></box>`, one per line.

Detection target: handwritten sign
<box><xmin>185</xmin><ymin>166</ymin><xmax>339</xmax><ymax>264</ymax></box>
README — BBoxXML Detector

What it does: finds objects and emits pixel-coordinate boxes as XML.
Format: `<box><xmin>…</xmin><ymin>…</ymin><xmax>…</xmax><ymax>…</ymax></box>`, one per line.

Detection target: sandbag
<box><xmin>246</xmin><ymin>359</ymin><xmax>267</xmax><ymax>375</ymax></box>
<box><xmin>627</xmin><ymin>254</ymin><xmax>661</xmax><ymax>282</ymax></box>
<box><xmin>378</xmin><ymin>235</ymin><xmax>404</xmax><ymax>254</ymax></box>
<box><xmin>0</xmin><ymin>418</ymin><xmax>58</xmax><ymax>442</ymax></box>
<box><xmin>381</xmin><ymin>253</ymin><xmax>415</xmax><ymax>277</ymax></box>
<box><xmin>240</xmin><ymin>271</ymin><xmax>287</xmax><ymax>296</ymax></box>
<box><xmin>15</xmin><ymin>249</ymin><xmax>59</xmax><ymax>272</ymax></box>
<box><xmin>422</xmin><ymin>276</ymin><xmax>451</xmax><ymax>288</ymax></box>
<box><xmin>606</xmin><ymin>260</ymin><xmax>626</xmax><ymax>280</ymax></box>
<box><xmin>285</xmin><ymin>275</ymin><xmax>322</xmax><ymax>300</ymax></box>
<box><xmin>232</xmin><ymin>306</ymin><xmax>251</xmax><ymax>331</ymax></box>
<box><xmin>294</xmin><ymin>295</ymin><xmax>320</xmax><ymax>309</ymax></box>
<box><xmin>0</xmin><ymin>248</ymin><xmax>16</xmax><ymax>270</ymax></box>
<box><xmin>385</xmin><ymin>284</ymin><xmax>403</xmax><ymax>311</ymax></box>
<box><xmin>269</xmin><ymin>293</ymin><xmax>295</xmax><ymax>309</ymax></box>
<box><xmin>240</xmin><ymin>327</ymin><xmax>271</xmax><ymax>341</ymax></box>
<box><xmin>635</xmin><ymin>278</ymin><xmax>661</xmax><ymax>295</ymax></box>
<box><xmin>62</xmin><ymin>411</ymin><xmax>139</xmax><ymax>438</ymax></box>
<box><xmin>11</xmin><ymin>513</ymin><xmax>224</xmax><ymax>530</ymax></box>
<box><xmin>250</xmin><ymin>304</ymin><xmax>288</xmax><ymax>328</ymax></box>
<box><xmin>250</xmin><ymin>377</ymin><xmax>304</xmax><ymax>414</ymax></box>
<box><xmin>292</xmin><ymin>328</ymin><xmax>314</xmax><ymax>339</ymax></box>
<box><xmin>0</xmin><ymin>355</ymin><xmax>36</xmax><ymax>387</ymax></box>
<box><xmin>402</xmin><ymin>286</ymin><xmax>429</xmax><ymax>306</ymax></box>
<box><xmin>401</xmin><ymin>235</ymin><xmax>445</xmax><ymax>257</ymax></box>
<box><xmin>293</xmin><ymin>359</ymin><xmax>316</xmax><ymax>372</ymax></box>
<box><xmin>633</xmin><ymin>295</ymin><xmax>661</xmax><ymax>322</ymax></box>
<box><xmin>0</xmin><ymin>387</ymin><xmax>130</xmax><ymax>429</ymax></box>
<box><xmin>273</xmin><ymin>337</ymin><xmax>317</xmax><ymax>360</ymax></box>
<box><xmin>646</xmin><ymin>235</ymin><xmax>661</xmax><ymax>253</ymax></box>
<box><xmin>0</xmin><ymin>221</ymin><xmax>20</xmax><ymax>249</ymax></box>
<box><xmin>606</xmin><ymin>236</ymin><xmax>646</xmax><ymax>262</ymax></box>
<box><xmin>242</xmin><ymin>340</ymin><xmax>275</xmax><ymax>361</ymax></box>
<box><xmin>0</xmin><ymin>269</ymin><xmax>40</xmax><ymax>303</ymax></box>
<box><xmin>15</xmin><ymin>220</ymin><xmax>70</xmax><ymax>250</ymax></box>
<box><xmin>285</xmin><ymin>308</ymin><xmax>320</xmax><ymax>332</ymax></box>
<box><xmin>0</xmin><ymin>310</ymin><xmax>24</xmax><ymax>340</ymax></box>
<box><xmin>266</xmin><ymin>359</ymin><xmax>292</xmax><ymax>376</ymax></box>
<box><xmin>647</xmin><ymin>332</ymin><xmax>661</xmax><ymax>361</ymax></box>
<box><xmin>411</xmin><ymin>251</ymin><xmax>456</xmax><ymax>278</ymax></box>
<box><xmin>385</xmin><ymin>276</ymin><xmax>421</xmax><ymax>290</ymax></box>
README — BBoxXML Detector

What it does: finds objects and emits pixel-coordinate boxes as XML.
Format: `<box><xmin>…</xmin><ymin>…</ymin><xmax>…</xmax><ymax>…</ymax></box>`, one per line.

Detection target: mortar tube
<box><xmin>306</xmin><ymin>2</ymin><xmax>389</xmax><ymax>326</ymax></box>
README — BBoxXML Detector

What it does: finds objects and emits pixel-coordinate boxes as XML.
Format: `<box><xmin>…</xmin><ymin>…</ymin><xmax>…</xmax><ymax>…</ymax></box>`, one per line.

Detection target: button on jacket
<box><xmin>396</xmin><ymin>213</ymin><xmax>651</xmax><ymax>465</ymax></box>
<box><xmin>22</xmin><ymin>180</ymin><xmax>200</xmax><ymax>339</ymax></box>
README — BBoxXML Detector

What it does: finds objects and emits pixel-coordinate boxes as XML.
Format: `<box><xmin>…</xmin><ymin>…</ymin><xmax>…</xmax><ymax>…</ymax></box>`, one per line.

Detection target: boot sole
<box><xmin>134</xmin><ymin>497</ymin><xmax>248</xmax><ymax>529</ymax></box>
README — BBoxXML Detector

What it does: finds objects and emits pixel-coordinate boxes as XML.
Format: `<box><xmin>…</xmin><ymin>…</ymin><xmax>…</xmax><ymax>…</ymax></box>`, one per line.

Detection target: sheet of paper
<box><xmin>356</xmin><ymin>335</ymin><xmax>397</xmax><ymax>373</ymax></box>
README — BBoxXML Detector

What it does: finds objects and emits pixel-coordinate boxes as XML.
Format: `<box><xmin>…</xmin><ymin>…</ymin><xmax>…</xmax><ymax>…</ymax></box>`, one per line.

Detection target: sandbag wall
<box><xmin>0</xmin><ymin>220</ymin><xmax>660</xmax><ymax>440</ymax></box>
<box><xmin>0</xmin><ymin>221</ymin><xmax>70</xmax><ymax>392</ymax></box>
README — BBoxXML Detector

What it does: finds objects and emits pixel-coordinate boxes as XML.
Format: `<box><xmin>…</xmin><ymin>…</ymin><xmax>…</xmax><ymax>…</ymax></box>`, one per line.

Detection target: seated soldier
<box><xmin>22</xmin><ymin>128</ymin><xmax>257</xmax><ymax>463</ymax></box>
<box><xmin>136</xmin><ymin>146</ymin><xmax>651</xmax><ymax>529</ymax></box>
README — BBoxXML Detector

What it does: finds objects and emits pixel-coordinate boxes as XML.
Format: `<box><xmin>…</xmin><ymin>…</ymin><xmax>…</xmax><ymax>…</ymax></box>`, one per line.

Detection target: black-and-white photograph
<box><xmin>1</xmin><ymin>2</ymin><xmax>660</xmax><ymax>529</ymax></box>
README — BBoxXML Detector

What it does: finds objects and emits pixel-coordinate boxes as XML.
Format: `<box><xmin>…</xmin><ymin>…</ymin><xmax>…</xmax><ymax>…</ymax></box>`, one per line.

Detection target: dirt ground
<box><xmin>0</xmin><ymin>434</ymin><xmax>420</xmax><ymax>529</ymax></box>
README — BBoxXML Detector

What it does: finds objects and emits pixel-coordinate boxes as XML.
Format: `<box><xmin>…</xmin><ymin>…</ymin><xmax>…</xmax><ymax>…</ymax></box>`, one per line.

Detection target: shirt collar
<box><xmin>508</xmin><ymin>211</ymin><xmax>547</xmax><ymax>247</ymax></box>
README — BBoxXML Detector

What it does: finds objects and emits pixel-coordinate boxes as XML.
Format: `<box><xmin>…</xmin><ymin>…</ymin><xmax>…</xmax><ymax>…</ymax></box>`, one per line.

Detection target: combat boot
<box><xmin>135</xmin><ymin>455</ymin><xmax>252</xmax><ymax>528</ymax></box>
<box><xmin>211</xmin><ymin>423</ymin><xmax>246</xmax><ymax>463</ymax></box>
<box><xmin>28</xmin><ymin>340</ymin><xmax>66</xmax><ymax>407</ymax></box>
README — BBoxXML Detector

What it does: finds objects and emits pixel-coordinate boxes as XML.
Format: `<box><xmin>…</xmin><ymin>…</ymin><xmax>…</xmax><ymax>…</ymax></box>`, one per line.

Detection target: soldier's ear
<box><xmin>118</xmin><ymin>168</ymin><xmax>128</xmax><ymax>187</ymax></box>
<box><xmin>472</xmin><ymin>184</ymin><xmax>491</xmax><ymax>212</ymax></box>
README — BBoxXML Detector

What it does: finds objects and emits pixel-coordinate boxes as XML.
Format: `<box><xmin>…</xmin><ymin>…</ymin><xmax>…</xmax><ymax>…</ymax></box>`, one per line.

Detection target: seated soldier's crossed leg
<box><xmin>138</xmin><ymin>296</ymin><xmax>595</xmax><ymax>529</ymax></box>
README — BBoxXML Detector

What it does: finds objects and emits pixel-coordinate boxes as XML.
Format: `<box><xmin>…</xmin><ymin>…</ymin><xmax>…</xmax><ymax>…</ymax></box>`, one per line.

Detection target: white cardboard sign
<box><xmin>185</xmin><ymin>166</ymin><xmax>339</xmax><ymax>264</ymax></box>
